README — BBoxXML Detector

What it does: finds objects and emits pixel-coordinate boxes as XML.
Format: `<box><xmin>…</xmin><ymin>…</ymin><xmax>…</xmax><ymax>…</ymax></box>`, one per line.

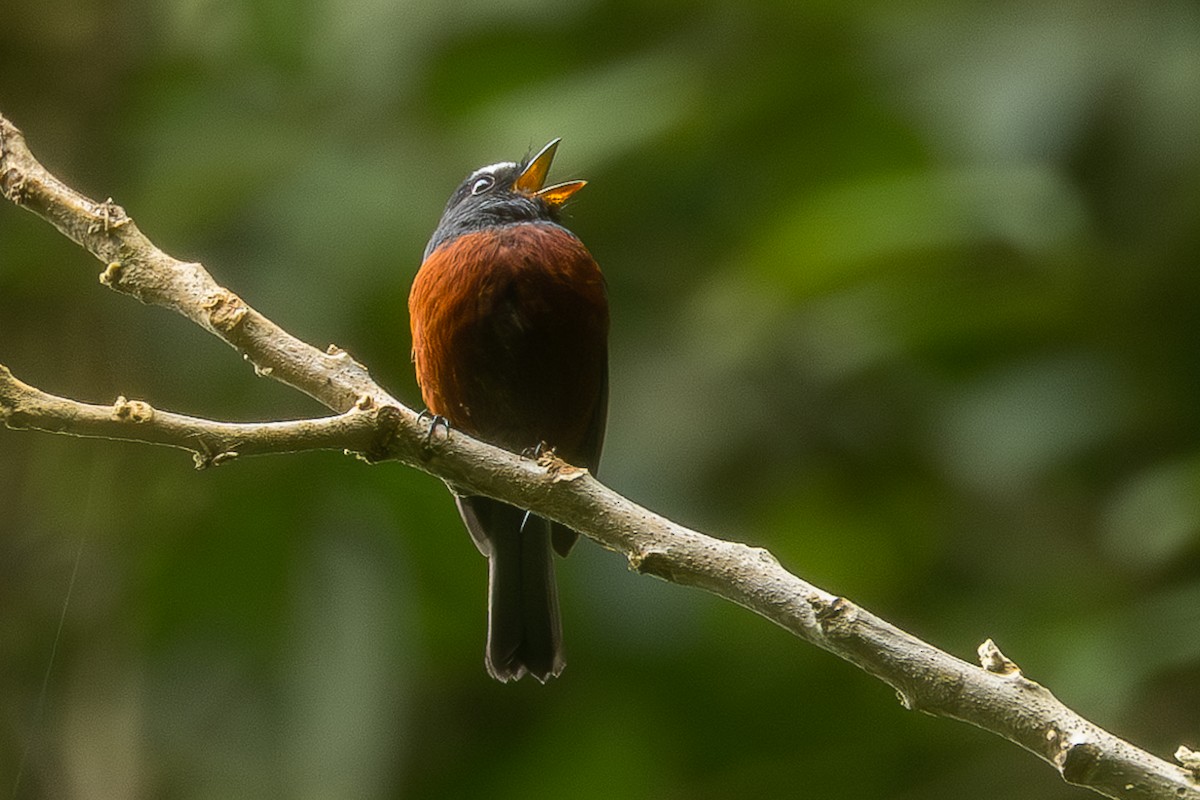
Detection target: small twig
<box><xmin>0</xmin><ymin>364</ymin><xmax>386</xmax><ymax>467</ymax></box>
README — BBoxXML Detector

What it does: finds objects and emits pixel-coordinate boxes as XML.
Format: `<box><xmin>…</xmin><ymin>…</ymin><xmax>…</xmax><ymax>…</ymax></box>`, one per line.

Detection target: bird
<box><xmin>409</xmin><ymin>139</ymin><xmax>609</xmax><ymax>682</ymax></box>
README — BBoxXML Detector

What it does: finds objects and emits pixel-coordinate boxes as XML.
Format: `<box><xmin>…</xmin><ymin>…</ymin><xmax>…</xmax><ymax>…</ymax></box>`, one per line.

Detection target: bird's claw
<box><xmin>521</xmin><ymin>441</ymin><xmax>554</xmax><ymax>460</ymax></box>
<box><xmin>417</xmin><ymin>410</ymin><xmax>451</xmax><ymax>447</ymax></box>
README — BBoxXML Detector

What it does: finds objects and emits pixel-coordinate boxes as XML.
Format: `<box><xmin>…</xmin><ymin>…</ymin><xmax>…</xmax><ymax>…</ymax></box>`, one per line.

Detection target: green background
<box><xmin>3</xmin><ymin>1</ymin><xmax>1199</xmax><ymax>797</ymax></box>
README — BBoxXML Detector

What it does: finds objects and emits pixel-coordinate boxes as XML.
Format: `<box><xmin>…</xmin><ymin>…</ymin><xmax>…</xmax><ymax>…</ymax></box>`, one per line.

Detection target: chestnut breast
<box><xmin>409</xmin><ymin>222</ymin><xmax>609</xmax><ymax>467</ymax></box>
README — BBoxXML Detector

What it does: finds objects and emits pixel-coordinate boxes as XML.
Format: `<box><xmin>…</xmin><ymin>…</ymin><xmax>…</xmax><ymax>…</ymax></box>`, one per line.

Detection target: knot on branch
<box><xmin>0</xmin><ymin>365</ymin><xmax>35</xmax><ymax>429</ymax></box>
<box><xmin>1</xmin><ymin>168</ymin><xmax>27</xmax><ymax>204</ymax></box>
<box><xmin>977</xmin><ymin>638</ymin><xmax>1054</xmax><ymax>701</ymax></box>
<box><xmin>978</xmin><ymin>638</ymin><xmax>1021</xmax><ymax>676</ymax></box>
<box><xmin>204</xmin><ymin>290</ymin><xmax>248</xmax><ymax>333</ymax></box>
<box><xmin>628</xmin><ymin>547</ymin><xmax>672</xmax><ymax>577</ymax></box>
<box><xmin>1178</xmin><ymin>746</ymin><xmax>1200</xmax><ymax>778</ymax></box>
<box><xmin>358</xmin><ymin>404</ymin><xmax>403</xmax><ymax>464</ymax></box>
<box><xmin>536</xmin><ymin>448</ymin><xmax>587</xmax><ymax>482</ymax></box>
<box><xmin>87</xmin><ymin>197</ymin><xmax>130</xmax><ymax>235</ymax></box>
<box><xmin>0</xmin><ymin>121</ymin><xmax>25</xmax><ymax>203</ymax></box>
<box><xmin>243</xmin><ymin>353</ymin><xmax>274</xmax><ymax>377</ymax></box>
<box><xmin>1057</xmin><ymin>734</ymin><xmax>1102</xmax><ymax>785</ymax></box>
<box><xmin>814</xmin><ymin>595</ymin><xmax>857</xmax><ymax>632</ymax></box>
<box><xmin>111</xmin><ymin>396</ymin><xmax>154</xmax><ymax>423</ymax></box>
<box><xmin>326</xmin><ymin>343</ymin><xmax>370</xmax><ymax>373</ymax></box>
<box><xmin>99</xmin><ymin>261</ymin><xmax>124</xmax><ymax>287</ymax></box>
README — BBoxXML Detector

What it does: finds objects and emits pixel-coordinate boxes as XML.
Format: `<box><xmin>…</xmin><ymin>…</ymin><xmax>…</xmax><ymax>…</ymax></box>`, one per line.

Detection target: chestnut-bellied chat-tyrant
<box><xmin>409</xmin><ymin>140</ymin><xmax>608</xmax><ymax>682</ymax></box>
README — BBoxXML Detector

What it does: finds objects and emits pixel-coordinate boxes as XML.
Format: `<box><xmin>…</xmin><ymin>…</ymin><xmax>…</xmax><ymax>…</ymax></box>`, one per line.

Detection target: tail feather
<box><xmin>456</xmin><ymin>496</ymin><xmax>565</xmax><ymax>682</ymax></box>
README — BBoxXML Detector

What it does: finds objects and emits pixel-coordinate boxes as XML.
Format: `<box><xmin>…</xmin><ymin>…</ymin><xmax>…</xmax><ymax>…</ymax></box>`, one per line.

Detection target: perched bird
<box><xmin>409</xmin><ymin>140</ymin><xmax>609</xmax><ymax>682</ymax></box>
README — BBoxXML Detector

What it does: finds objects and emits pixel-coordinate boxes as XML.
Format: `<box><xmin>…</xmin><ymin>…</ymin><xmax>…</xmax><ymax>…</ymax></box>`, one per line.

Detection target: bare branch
<box><xmin>2</xmin><ymin>111</ymin><xmax>1196</xmax><ymax>800</ymax></box>
<box><xmin>0</xmin><ymin>364</ymin><xmax>386</xmax><ymax>467</ymax></box>
<box><xmin>0</xmin><ymin>116</ymin><xmax>383</xmax><ymax>414</ymax></box>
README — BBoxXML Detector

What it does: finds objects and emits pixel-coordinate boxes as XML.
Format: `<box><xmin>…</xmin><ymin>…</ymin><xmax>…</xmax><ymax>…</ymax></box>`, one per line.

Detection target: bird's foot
<box><xmin>521</xmin><ymin>441</ymin><xmax>555</xmax><ymax>460</ymax></box>
<box><xmin>416</xmin><ymin>410</ymin><xmax>451</xmax><ymax>447</ymax></box>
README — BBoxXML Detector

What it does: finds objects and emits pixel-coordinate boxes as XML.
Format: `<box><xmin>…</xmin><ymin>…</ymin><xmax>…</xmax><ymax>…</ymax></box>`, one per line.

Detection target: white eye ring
<box><xmin>471</xmin><ymin>175</ymin><xmax>495</xmax><ymax>195</ymax></box>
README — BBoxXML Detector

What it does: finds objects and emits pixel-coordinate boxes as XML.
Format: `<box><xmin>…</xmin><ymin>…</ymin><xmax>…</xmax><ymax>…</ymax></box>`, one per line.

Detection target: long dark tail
<box><xmin>456</xmin><ymin>496</ymin><xmax>565</xmax><ymax>682</ymax></box>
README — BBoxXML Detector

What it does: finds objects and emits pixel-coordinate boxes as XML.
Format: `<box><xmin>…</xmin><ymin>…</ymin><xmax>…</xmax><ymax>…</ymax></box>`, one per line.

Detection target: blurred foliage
<box><xmin>3</xmin><ymin>0</ymin><xmax>1200</xmax><ymax>797</ymax></box>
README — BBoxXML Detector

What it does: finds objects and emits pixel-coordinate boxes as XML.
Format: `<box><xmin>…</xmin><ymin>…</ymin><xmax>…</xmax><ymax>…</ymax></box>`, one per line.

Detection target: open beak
<box><xmin>513</xmin><ymin>139</ymin><xmax>586</xmax><ymax>206</ymax></box>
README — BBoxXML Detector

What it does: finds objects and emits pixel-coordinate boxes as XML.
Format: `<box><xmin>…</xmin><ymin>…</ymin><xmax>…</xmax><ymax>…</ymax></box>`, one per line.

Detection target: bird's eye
<box><xmin>471</xmin><ymin>175</ymin><xmax>495</xmax><ymax>195</ymax></box>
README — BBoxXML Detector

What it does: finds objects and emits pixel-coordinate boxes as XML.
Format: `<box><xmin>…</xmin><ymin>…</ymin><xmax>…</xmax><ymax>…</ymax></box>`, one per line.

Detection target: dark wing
<box><xmin>550</xmin><ymin>356</ymin><xmax>608</xmax><ymax>557</ymax></box>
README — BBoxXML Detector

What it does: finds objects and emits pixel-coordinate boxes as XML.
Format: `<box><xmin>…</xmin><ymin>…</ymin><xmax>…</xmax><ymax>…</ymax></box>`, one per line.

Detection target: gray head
<box><xmin>424</xmin><ymin>139</ymin><xmax>586</xmax><ymax>259</ymax></box>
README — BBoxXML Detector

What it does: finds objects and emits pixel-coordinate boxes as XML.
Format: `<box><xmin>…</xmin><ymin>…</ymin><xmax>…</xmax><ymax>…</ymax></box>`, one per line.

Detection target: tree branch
<box><xmin>0</xmin><ymin>364</ymin><xmax>384</xmax><ymax>467</ymax></box>
<box><xmin>2</xmin><ymin>111</ymin><xmax>1196</xmax><ymax>800</ymax></box>
<box><xmin>0</xmin><ymin>117</ymin><xmax>381</xmax><ymax>414</ymax></box>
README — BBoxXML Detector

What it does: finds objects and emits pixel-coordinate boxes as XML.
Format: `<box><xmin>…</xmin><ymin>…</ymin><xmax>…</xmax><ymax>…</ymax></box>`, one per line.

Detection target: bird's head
<box><xmin>425</xmin><ymin>139</ymin><xmax>586</xmax><ymax>258</ymax></box>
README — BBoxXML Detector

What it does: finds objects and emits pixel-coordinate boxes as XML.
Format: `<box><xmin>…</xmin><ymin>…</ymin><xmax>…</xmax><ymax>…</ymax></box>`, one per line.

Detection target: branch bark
<box><xmin>0</xmin><ymin>364</ymin><xmax>384</xmax><ymax>467</ymax></box>
<box><xmin>2</xmin><ymin>112</ymin><xmax>1196</xmax><ymax>800</ymax></box>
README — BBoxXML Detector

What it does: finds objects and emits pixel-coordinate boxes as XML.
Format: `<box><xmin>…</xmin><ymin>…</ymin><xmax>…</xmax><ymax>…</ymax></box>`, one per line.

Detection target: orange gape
<box><xmin>408</xmin><ymin>141</ymin><xmax>608</xmax><ymax>682</ymax></box>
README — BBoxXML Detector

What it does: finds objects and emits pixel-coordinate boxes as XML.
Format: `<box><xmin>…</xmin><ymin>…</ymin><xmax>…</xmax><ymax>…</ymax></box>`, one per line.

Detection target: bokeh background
<box><xmin>3</xmin><ymin>1</ymin><xmax>1200</xmax><ymax>797</ymax></box>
